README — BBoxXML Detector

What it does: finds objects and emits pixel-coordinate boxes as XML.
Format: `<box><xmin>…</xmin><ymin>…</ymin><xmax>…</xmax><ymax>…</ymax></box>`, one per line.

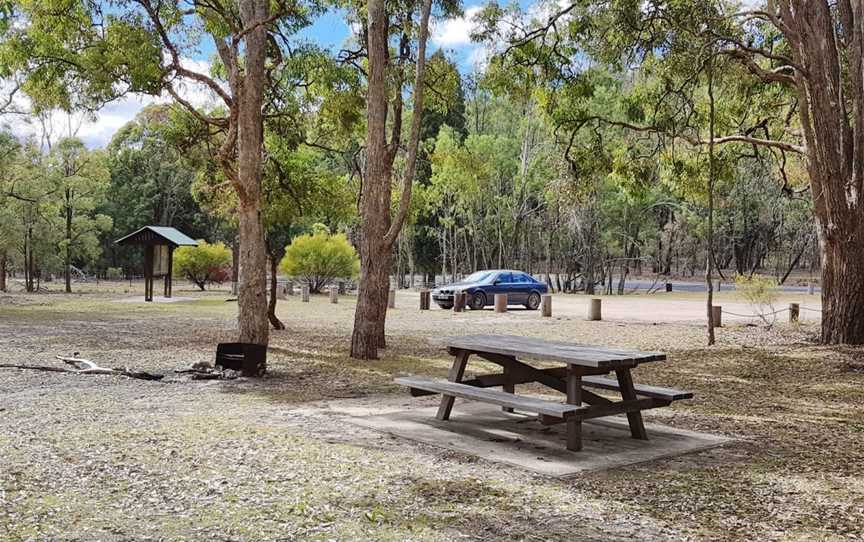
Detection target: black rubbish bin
<box><xmin>215</xmin><ymin>342</ymin><xmax>267</xmax><ymax>377</ymax></box>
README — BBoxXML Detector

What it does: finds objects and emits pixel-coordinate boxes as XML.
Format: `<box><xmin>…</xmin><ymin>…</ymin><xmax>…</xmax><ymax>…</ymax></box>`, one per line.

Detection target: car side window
<box><xmin>497</xmin><ymin>273</ymin><xmax>512</xmax><ymax>283</ymax></box>
<box><xmin>514</xmin><ymin>273</ymin><xmax>531</xmax><ymax>283</ymax></box>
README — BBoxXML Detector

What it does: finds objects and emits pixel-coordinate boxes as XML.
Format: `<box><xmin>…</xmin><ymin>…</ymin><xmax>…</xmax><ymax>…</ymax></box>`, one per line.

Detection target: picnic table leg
<box><xmin>566</xmin><ymin>366</ymin><xmax>583</xmax><ymax>451</ymax></box>
<box><xmin>436</xmin><ymin>349</ymin><xmax>470</xmax><ymax>421</ymax></box>
<box><xmin>615</xmin><ymin>368</ymin><xmax>648</xmax><ymax>440</ymax></box>
<box><xmin>502</xmin><ymin>365</ymin><xmax>515</xmax><ymax>413</ymax></box>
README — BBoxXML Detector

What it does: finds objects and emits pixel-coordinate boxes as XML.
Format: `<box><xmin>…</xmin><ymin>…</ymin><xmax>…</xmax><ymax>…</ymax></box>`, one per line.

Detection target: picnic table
<box><xmin>395</xmin><ymin>334</ymin><xmax>692</xmax><ymax>452</ymax></box>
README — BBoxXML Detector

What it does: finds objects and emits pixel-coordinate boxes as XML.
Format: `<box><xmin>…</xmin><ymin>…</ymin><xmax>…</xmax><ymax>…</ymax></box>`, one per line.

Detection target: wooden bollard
<box><xmin>711</xmin><ymin>305</ymin><xmax>722</xmax><ymax>328</ymax></box>
<box><xmin>494</xmin><ymin>293</ymin><xmax>507</xmax><ymax>313</ymax></box>
<box><xmin>287</xmin><ymin>281</ymin><xmax>294</xmax><ymax>296</ymax></box>
<box><xmin>453</xmin><ymin>291</ymin><xmax>465</xmax><ymax>312</ymax></box>
<box><xmin>301</xmin><ymin>285</ymin><xmax>310</xmax><ymax>302</ymax></box>
<box><xmin>587</xmin><ymin>298</ymin><xmax>602</xmax><ymax>321</ymax></box>
<box><xmin>338</xmin><ymin>281</ymin><xmax>346</xmax><ymax>295</ymax></box>
<box><xmin>388</xmin><ymin>289</ymin><xmax>396</xmax><ymax>309</ymax></box>
<box><xmin>329</xmin><ymin>287</ymin><xmax>338</xmax><ymax>304</ymax></box>
<box><xmin>541</xmin><ymin>294</ymin><xmax>552</xmax><ymax>317</ymax></box>
<box><xmin>789</xmin><ymin>303</ymin><xmax>800</xmax><ymax>323</ymax></box>
<box><xmin>420</xmin><ymin>289</ymin><xmax>430</xmax><ymax>310</ymax></box>
<box><xmin>716</xmin><ymin>280</ymin><xmax>721</xmax><ymax>292</ymax></box>
<box><xmin>808</xmin><ymin>283</ymin><xmax>815</xmax><ymax>295</ymax></box>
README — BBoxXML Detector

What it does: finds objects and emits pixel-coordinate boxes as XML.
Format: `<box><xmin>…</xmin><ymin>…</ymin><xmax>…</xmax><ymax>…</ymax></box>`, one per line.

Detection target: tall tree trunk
<box><xmin>64</xmin><ymin>194</ymin><xmax>72</xmax><ymax>294</ymax></box>
<box><xmin>350</xmin><ymin>0</ymin><xmax>433</xmax><ymax>359</ymax></box>
<box><xmin>351</xmin><ymin>0</ymin><xmax>393</xmax><ymax>359</ymax></box>
<box><xmin>778</xmin><ymin>0</ymin><xmax>864</xmax><ymax>343</ymax></box>
<box><xmin>705</xmin><ymin>57</ymin><xmax>716</xmax><ymax>345</ymax></box>
<box><xmin>235</xmin><ymin>0</ymin><xmax>270</xmax><ymax>347</ymax></box>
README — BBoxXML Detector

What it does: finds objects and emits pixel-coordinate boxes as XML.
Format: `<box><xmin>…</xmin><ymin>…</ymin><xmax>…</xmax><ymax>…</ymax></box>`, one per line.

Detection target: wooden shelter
<box><xmin>116</xmin><ymin>226</ymin><xmax>198</xmax><ymax>301</ymax></box>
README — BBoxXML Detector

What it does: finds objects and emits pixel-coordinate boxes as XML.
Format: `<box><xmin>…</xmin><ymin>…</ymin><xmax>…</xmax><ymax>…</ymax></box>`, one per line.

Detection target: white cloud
<box><xmin>4</xmin><ymin>57</ymin><xmax>220</xmax><ymax>149</ymax></box>
<box><xmin>431</xmin><ymin>6</ymin><xmax>483</xmax><ymax>47</ymax></box>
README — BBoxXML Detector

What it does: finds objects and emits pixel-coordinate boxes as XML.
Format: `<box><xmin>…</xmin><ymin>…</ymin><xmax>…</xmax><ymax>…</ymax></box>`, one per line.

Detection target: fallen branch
<box><xmin>0</xmin><ymin>356</ymin><xmax>163</xmax><ymax>381</ymax></box>
<box><xmin>56</xmin><ymin>356</ymin><xmax>164</xmax><ymax>380</ymax></box>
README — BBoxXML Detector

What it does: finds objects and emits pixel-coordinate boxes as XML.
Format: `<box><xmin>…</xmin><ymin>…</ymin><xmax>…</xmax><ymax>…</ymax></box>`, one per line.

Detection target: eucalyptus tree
<box><xmin>478</xmin><ymin>0</ymin><xmax>864</xmax><ymax>344</ymax></box>
<box><xmin>1</xmin><ymin>0</ymin><xmax>322</xmax><ymax>349</ymax></box>
<box><xmin>46</xmin><ymin>138</ymin><xmax>112</xmax><ymax>292</ymax></box>
<box><xmin>346</xmin><ymin>0</ymin><xmax>437</xmax><ymax>360</ymax></box>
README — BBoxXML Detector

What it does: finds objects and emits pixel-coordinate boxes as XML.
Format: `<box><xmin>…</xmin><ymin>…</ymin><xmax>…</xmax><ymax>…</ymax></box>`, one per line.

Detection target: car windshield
<box><xmin>457</xmin><ymin>271</ymin><xmax>494</xmax><ymax>284</ymax></box>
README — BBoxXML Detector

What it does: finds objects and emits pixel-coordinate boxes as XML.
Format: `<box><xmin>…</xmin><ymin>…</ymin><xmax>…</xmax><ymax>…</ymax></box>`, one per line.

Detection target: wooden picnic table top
<box><xmin>444</xmin><ymin>334</ymin><xmax>666</xmax><ymax>369</ymax></box>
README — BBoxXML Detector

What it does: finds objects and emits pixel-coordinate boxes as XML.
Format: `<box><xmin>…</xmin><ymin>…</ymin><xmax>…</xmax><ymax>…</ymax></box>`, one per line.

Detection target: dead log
<box><xmin>0</xmin><ymin>356</ymin><xmax>163</xmax><ymax>381</ymax></box>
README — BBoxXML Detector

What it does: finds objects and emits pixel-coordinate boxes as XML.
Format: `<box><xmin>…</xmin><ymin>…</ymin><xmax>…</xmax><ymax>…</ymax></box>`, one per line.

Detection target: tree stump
<box><xmin>302</xmin><ymin>285</ymin><xmax>310</xmax><ymax>302</ymax></box>
<box><xmin>453</xmin><ymin>291</ymin><xmax>465</xmax><ymax>312</ymax></box>
<box><xmin>388</xmin><ymin>289</ymin><xmax>396</xmax><ymax>309</ymax></box>
<box><xmin>789</xmin><ymin>303</ymin><xmax>800</xmax><ymax>323</ymax></box>
<box><xmin>494</xmin><ymin>293</ymin><xmax>507</xmax><ymax>313</ymax></box>
<box><xmin>587</xmin><ymin>298</ymin><xmax>602</xmax><ymax>321</ymax></box>
<box><xmin>330</xmin><ymin>287</ymin><xmax>338</xmax><ymax>304</ymax></box>
<box><xmin>712</xmin><ymin>305</ymin><xmax>722</xmax><ymax>328</ymax></box>
<box><xmin>420</xmin><ymin>289</ymin><xmax>430</xmax><ymax>310</ymax></box>
<box><xmin>541</xmin><ymin>294</ymin><xmax>552</xmax><ymax>317</ymax></box>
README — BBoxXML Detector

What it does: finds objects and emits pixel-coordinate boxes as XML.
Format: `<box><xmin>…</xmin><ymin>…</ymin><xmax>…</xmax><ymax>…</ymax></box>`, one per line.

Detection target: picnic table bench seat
<box><xmin>395</xmin><ymin>376</ymin><xmax>588</xmax><ymax>418</ymax></box>
<box><xmin>580</xmin><ymin>376</ymin><xmax>693</xmax><ymax>401</ymax></box>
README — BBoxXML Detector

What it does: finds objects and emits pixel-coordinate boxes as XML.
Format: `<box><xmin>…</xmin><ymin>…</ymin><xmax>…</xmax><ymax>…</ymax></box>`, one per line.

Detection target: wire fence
<box><xmin>720</xmin><ymin>305</ymin><xmax>821</xmax><ymax>319</ymax></box>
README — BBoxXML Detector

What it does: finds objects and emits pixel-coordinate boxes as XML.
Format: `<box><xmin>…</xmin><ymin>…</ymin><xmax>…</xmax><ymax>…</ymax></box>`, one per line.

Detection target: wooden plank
<box><xmin>436</xmin><ymin>350</ymin><xmax>470</xmax><ymax>421</ymax></box>
<box><xmin>581</xmin><ymin>376</ymin><xmax>694</xmax><ymax>401</ymax></box>
<box><xmin>444</xmin><ymin>334</ymin><xmax>665</xmax><ymax>369</ymax></box>
<box><xmin>396</xmin><ymin>377</ymin><xmax>587</xmax><ymax>418</ymax></box>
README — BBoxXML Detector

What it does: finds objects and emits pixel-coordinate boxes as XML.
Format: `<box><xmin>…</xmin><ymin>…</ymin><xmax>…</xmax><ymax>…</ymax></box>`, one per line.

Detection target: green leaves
<box><xmin>279</xmin><ymin>228</ymin><xmax>359</xmax><ymax>292</ymax></box>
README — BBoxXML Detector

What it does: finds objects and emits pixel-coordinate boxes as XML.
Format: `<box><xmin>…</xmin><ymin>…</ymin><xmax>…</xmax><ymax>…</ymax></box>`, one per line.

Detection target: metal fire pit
<box><xmin>215</xmin><ymin>343</ymin><xmax>267</xmax><ymax>377</ymax></box>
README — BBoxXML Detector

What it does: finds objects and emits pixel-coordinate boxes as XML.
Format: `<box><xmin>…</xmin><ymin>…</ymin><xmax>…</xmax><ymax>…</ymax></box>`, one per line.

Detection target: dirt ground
<box><xmin>0</xmin><ymin>283</ymin><xmax>862</xmax><ymax>541</ymax></box>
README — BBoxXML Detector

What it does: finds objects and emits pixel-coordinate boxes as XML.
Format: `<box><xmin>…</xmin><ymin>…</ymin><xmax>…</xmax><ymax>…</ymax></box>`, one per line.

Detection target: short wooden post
<box><xmin>716</xmin><ymin>279</ymin><xmax>721</xmax><ymax>292</ymax></box>
<box><xmin>541</xmin><ymin>294</ymin><xmax>552</xmax><ymax>317</ymax></box>
<box><xmin>711</xmin><ymin>305</ymin><xmax>722</xmax><ymax>328</ymax></box>
<box><xmin>329</xmin><ymin>287</ymin><xmax>338</xmax><ymax>304</ymax></box>
<box><xmin>808</xmin><ymin>283</ymin><xmax>815</xmax><ymax>295</ymax></box>
<box><xmin>587</xmin><ymin>298</ymin><xmax>602</xmax><ymax>321</ymax></box>
<box><xmin>301</xmin><ymin>285</ymin><xmax>310</xmax><ymax>302</ymax></box>
<box><xmin>665</xmin><ymin>282</ymin><xmax>673</xmax><ymax>292</ymax></box>
<box><xmin>494</xmin><ymin>293</ymin><xmax>507</xmax><ymax>313</ymax></box>
<box><xmin>338</xmin><ymin>281</ymin><xmax>346</xmax><ymax>295</ymax></box>
<box><xmin>286</xmin><ymin>281</ymin><xmax>294</xmax><ymax>296</ymax></box>
<box><xmin>789</xmin><ymin>303</ymin><xmax>800</xmax><ymax>323</ymax></box>
<box><xmin>453</xmin><ymin>291</ymin><xmax>465</xmax><ymax>312</ymax></box>
<box><xmin>388</xmin><ymin>289</ymin><xmax>396</xmax><ymax>309</ymax></box>
<box><xmin>420</xmin><ymin>289</ymin><xmax>430</xmax><ymax>310</ymax></box>
<box><xmin>277</xmin><ymin>284</ymin><xmax>287</xmax><ymax>300</ymax></box>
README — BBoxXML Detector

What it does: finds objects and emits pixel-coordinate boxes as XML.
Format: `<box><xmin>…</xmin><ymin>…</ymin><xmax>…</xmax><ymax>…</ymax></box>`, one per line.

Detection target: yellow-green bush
<box><xmin>279</xmin><ymin>225</ymin><xmax>358</xmax><ymax>293</ymax></box>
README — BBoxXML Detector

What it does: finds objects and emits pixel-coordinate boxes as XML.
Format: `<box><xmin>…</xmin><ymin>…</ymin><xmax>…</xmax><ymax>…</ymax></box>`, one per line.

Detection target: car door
<box><xmin>491</xmin><ymin>272</ymin><xmax>512</xmax><ymax>302</ymax></box>
<box><xmin>510</xmin><ymin>273</ymin><xmax>531</xmax><ymax>303</ymax></box>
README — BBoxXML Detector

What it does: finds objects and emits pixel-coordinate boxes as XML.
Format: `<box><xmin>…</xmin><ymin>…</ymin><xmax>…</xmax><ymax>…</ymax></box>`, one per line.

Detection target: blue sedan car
<box><xmin>431</xmin><ymin>270</ymin><xmax>549</xmax><ymax>310</ymax></box>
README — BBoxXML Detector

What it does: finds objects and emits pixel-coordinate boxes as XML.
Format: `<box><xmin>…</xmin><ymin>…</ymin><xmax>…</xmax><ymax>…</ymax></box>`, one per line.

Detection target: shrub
<box><xmin>279</xmin><ymin>225</ymin><xmax>359</xmax><ymax>293</ymax></box>
<box><xmin>734</xmin><ymin>274</ymin><xmax>779</xmax><ymax>325</ymax></box>
<box><xmin>173</xmin><ymin>241</ymin><xmax>232</xmax><ymax>291</ymax></box>
<box><xmin>106</xmin><ymin>267</ymin><xmax>122</xmax><ymax>280</ymax></box>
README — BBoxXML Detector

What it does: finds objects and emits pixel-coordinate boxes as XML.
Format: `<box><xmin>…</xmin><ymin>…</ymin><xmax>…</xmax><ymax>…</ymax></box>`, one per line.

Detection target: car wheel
<box><xmin>437</xmin><ymin>302</ymin><xmax>453</xmax><ymax>310</ymax></box>
<box><xmin>469</xmin><ymin>291</ymin><xmax>486</xmax><ymax>310</ymax></box>
<box><xmin>525</xmin><ymin>292</ymin><xmax>541</xmax><ymax>310</ymax></box>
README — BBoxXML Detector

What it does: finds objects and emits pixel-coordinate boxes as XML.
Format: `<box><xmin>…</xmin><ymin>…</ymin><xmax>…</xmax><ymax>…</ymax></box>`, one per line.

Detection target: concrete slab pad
<box><xmin>348</xmin><ymin>402</ymin><xmax>730</xmax><ymax>477</ymax></box>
